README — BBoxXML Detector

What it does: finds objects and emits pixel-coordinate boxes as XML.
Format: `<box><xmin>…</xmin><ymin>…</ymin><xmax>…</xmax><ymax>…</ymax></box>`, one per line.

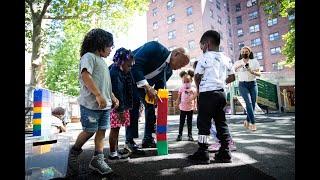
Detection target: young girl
<box><xmin>108</xmin><ymin>48</ymin><xmax>135</xmax><ymax>162</ymax></box>
<box><xmin>176</xmin><ymin>70</ymin><xmax>197</xmax><ymax>141</ymax></box>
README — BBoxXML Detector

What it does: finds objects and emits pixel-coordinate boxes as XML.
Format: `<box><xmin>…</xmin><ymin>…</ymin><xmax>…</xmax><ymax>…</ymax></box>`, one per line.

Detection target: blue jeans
<box><xmin>80</xmin><ymin>105</ymin><xmax>110</xmax><ymax>132</ymax></box>
<box><xmin>238</xmin><ymin>81</ymin><xmax>258</xmax><ymax>124</ymax></box>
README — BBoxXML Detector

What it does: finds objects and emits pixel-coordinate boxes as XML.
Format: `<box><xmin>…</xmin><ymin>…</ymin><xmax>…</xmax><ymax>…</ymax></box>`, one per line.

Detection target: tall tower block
<box><xmin>33</xmin><ymin>89</ymin><xmax>52</xmax><ymax>137</ymax></box>
<box><xmin>156</xmin><ymin>89</ymin><xmax>169</xmax><ymax>155</ymax></box>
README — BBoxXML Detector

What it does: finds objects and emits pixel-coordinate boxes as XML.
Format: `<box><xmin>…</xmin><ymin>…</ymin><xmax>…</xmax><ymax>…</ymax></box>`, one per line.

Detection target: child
<box><xmin>176</xmin><ymin>70</ymin><xmax>197</xmax><ymax>141</ymax></box>
<box><xmin>51</xmin><ymin>107</ymin><xmax>67</xmax><ymax>134</ymax></box>
<box><xmin>66</xmin><ymin>28</ymin><xmax>119</xmax><ymax>177</ymax></box>
<box><xmin>188</xmin><ymin>30</ymin><xmax>235</xmax><ymax>164</ymax></box>
<box><xmin>108</xmin><ymin>48</ymin><xmax>135</xmax><ymax>162</ymax></box>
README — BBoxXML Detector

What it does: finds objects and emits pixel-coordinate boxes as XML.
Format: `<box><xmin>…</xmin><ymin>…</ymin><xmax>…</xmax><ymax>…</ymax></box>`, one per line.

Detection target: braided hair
<box><xmin>112</xmin><ymin>47</ymin><xmax>133</xmax><ymax>66</ymax></box>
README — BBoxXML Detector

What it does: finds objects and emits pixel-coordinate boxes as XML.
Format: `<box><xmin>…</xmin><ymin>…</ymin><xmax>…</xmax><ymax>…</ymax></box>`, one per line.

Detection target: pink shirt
<box><xmin>178</xmin><ymin>86</ymin><xmax>197</xmax><ymax>111</ymax></box>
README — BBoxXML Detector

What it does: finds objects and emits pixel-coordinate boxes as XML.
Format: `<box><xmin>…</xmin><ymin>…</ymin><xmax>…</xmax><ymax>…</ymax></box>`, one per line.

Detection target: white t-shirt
<box><xmin>194</xmin><ymin>51</ymin><xmax>234</xmax><ymax>93</ymax></box>
<box><xmin>51</xmin><ymin>116</ymin><xmax>63</xmax><ymax>134</ymax></box>
<box><xmin>233</xmin><ymin>58</ymin><xmax>260</xmax><ymax>82</ymax></box>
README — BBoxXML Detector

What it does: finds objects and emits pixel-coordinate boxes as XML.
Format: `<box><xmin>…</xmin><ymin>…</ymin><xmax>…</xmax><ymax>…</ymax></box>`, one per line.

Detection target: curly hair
<box><xmin>113</xmin><ymin>47</ymin><xmax>133</xmax><ymax>66</ymax></box>
<box><xmin>80</xmin><ymin>28</ymin><xmax>114</xmax><ymax>57</ymax></box>
<box><xmin>179</xmin><ymin>69</ymin><xmax>194</xmax><ymax>78</ymax></box>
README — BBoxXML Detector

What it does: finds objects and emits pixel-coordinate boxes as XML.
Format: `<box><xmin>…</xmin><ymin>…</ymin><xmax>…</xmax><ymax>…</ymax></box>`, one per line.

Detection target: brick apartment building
<box><xmin>147</xmin><ymin>0</ymin><xmax>295</xmax><ymax>87</ymax></box>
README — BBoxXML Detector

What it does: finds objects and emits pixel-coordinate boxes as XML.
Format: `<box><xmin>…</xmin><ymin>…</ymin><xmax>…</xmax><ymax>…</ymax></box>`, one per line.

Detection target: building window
<box><xmin>251</xmin><ymin>38</ymin><xmax>261</xmax><ymax>47</ymax></box>
<box><xmin>249</xmin><ymin>24</ymin><xmax>260</xmax><ymax>33</ymax></box>
<box><xmin>236</xmin><ymin>3</ymin><xmax>241</xmax><ymax>12</ymax></box>
<box><xmin>227</xmin><ymin>2</ymin><xmax>230</xmax><ymax>12</ymax></box>
<box><xmin>238</xmin><ymin>41</ymin><xmax>245</xmax><ymax>50</ymax></box>
<box><xmin>271</xmin><ymin>47</ymin><xmax>281</xmax><ymax>55</ymax></box>
<box><xmin>218</xmin><ymin>16</ymin><xmax>222</xmax><ymax>24</ymax></box>
<box><xmin>152</xmin><ymin>8</ymin><xmax>158</xmax><ymax>16</ymax></box>
<box><xmin>260</xmin><ymin>65</ymin><xmax>264</xmax><ymax>71</ymax></box>
<box><xmin>186</xmin><ymin>6</ymin><xmax>193</xmax><ymax>16</ymax></box>
<box><xmin>188</xmin><ymin>40</ymin><xmax>196</xmax><ymax>50</ymax></box>
<box><xmin>272</xmin><ymin>63</ymin><xmax>283</xmax><ymax>70</ymax></box>
<box><xmin>210</xmin><ymin>9</ymin><xmax>214</xmax><ymax>18</ymax></box>
<box><xmin>236</xmin><ymin>16</ymin><xmax>242</xmax><ymax>25</ymax></box>
<box><xmin>187</xmin><ymin>23</ymin><xmax>194</xmax><ymax>33</ymax></box>
<box><xmin>269</xmin><ymin>32</ymin><xmax>280</xmax><ymax>41</ymax></box>
<box><xmin>228</xmin><ymin>16</ymin><xmax>231</xmax><ymax>24</ymax></box>
<box><xmin>237</xmin><ymin>28</ymin><xmax>244</xmax><ymax>37</ymax></box>
<box><xmin>254</xmin><ymin>52</ymin><xmax>263</xmax><ymax>60</ymax></box>
<box><xmin>249</xmin><ymin>11</ymin><xmax>258</xmax><ymax>20</ymax></box>
<box><xmin>247</xmin><ymin>0</ymin><xmax>257</xmax><ymax>7</ymax></box>
<box><xmin>167</xmin><ymin>0</ymin><xmax>175</xmax><ymax>10</ymax></box>
<box><xmin>267</xmin><ymin>18</ymin><xmax>278</xmax><ymax>26</ymax></box>
<box><xmin>168</xmin><ymin>46</ymin><xmax>176</xmax><ymax>51</ymax></box>
<box><xmin>167</xmin><ymin>14</ymin><xmax>175</xmax><ymax>24</ymax></box>
<box><xmin>216</xmin><ymin>0</ymin><xmax>221</xmax><ymax>10</ymax></box>
<box><xmin>153</xmin><ymin>37</ymin><xmax>159</xmax><ymax>41</ymax></box>
<box><xmin>168</xmin><ymin>30</ymin><xmax>176</xmax><ymax>39</ymax></box>
<box><xmin>228</xmin><ymin>29</ymin><xmax>232</xmax><ymax>37</ymax></box>
<box><xmin>153</xmin><ymin>21</ymin><xmax>158</xmax><ymax>30</ymax></box>
<box><xmin>288</xmin><ymin>12</ymin><xmax>295</xmax><ymax>20</ymax></box>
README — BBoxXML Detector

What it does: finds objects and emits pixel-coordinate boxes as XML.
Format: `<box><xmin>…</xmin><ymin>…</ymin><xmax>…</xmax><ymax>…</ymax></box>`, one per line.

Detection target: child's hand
<box><xmin>96</xmin><ymin>95</ymin><xmax>107</xmax><ymax>109</ymax></box>
<box><xmin>112</xmin><ymin>96</ymin><xmax>119</xmax><ymax>109</ymax></box>
<box><xmin>118</xmin><ymin>112</ymin><xmax>126</xmax><ymax>123</ymax></box>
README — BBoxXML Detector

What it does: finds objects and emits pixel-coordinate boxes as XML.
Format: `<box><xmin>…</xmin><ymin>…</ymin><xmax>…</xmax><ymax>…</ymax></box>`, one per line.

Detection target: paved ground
<box><xmin>27</xmin><ymin>113</ymin><xmax>295</xmax><ymax>180</ymax></box>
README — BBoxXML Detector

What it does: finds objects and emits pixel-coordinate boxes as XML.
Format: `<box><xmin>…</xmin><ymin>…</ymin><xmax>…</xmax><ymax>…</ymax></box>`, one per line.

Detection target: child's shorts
<box><xmin>110</xmin><ymin>109</ymin><xmax>130</xmax><ymax>128</ymax></box>
<box><xmin>80</xmin><ymin>105</ymin><xmax>110</xmax><ymax>133</ymax></box>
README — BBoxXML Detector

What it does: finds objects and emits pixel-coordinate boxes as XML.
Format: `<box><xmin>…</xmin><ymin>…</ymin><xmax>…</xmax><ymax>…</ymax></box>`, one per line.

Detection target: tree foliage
<box><xmin>260</xmin><ymin>0</ymin><xmax>295</xmax><ymax>67</ymax></box>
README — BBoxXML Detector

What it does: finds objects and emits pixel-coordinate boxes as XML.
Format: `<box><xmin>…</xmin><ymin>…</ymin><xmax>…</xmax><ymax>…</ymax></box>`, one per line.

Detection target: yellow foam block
<box><xmin>33</xmin><ymin>107</ymin><xmax>51</xmax><ymax>113</ymax></box>
<box><xmin>33</xmin><ymin>119</ymin><xmax>41</xmax><ymax>125</ymax></box>
<box><xmin>33</xmin><ymin>144</ymin><xmax>51</xmax><ymax>154</ymax></box>
<box><xmin>158</xmin><ymin>89</ymin><xmax>169</xmax><ymax>98</ymax></box>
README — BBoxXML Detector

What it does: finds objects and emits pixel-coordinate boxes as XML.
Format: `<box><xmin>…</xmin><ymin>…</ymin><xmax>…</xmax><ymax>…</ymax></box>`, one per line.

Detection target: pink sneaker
<box><xmin>228</xmin><ymin>140</ymin><xmax>237</xmax><ymax>151</ymax></box>
<box><xmin>208</xmin><ymin>142</ymin><xmax>221</xmax><ymax>152</ymax></box>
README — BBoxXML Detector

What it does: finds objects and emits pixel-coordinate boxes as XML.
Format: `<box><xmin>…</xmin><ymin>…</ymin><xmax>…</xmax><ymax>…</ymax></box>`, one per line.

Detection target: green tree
<box><xmin>259</xmin><ymin>0</ymin><xmax>295</xmax><ymax>67</ymax></box>
<box><xmin>25</xmin><ymin>0</ymin><xmax>149</xmax><ymax>86</ymax></box>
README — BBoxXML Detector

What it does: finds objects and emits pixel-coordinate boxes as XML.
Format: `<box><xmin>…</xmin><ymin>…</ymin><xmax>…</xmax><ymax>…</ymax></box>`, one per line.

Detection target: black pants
<box><xmin>178</xmin><ymin>110</ymin><xmax>193</xmax><ymax>136</ymax></box>
<box><xmin>197</xmin><ymin>90</ymin><xmax>231</xmax><ymax>150</ymax></box>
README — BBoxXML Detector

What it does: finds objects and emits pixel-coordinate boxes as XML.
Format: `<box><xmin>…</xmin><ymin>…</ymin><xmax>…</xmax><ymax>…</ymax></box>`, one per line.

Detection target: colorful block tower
<box><xmin>33</xmin><ymin>89</ymin><xmax>52</xmax><ymax>137</ymax></box>
<box><xmin>156</xmin><ymin>89</ymin><xmax>169</xmax><ymax>155</ymax></box>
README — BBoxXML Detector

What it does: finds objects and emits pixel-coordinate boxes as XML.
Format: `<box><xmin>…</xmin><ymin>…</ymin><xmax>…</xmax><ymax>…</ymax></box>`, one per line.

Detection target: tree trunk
<box><xmin>30</xmin><ymin>15</ymin><xmax>42</xmax><ymax>86</ymax></box>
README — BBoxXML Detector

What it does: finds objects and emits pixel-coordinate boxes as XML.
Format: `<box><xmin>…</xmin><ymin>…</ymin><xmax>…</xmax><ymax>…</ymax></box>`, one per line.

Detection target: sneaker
<box><xmin>124</xmin><ymin>142</ymin><xmax>145</xmax><ymax>155</ymax></box>
<box><xmin>214</xmin><ymin>150</ymin><xmax>232</xmax><ymax>163</ymax></box>
<box><xmin>228</xmin><ymin>140</ymin><xmax>237</xmax><ymax>151</ymax></box>
<box><xmin>142</xmin><ymin>139</ymin><xmax>156</xmax><ymax>148</ymax></box>
<box><xmin>208</xmin><ymin>142</ymin><xmax>221</xmax><ymax>153</ymax></box>
<box><xmin>187</xmin><ymin>149</ymin><xmax>210</xmax><ymax>164</ymax></box>
<box><xmin>89</xmin><ymin>154</ymin><xmax>113</xmax><ymax>175</ymax></box>
<box><xmin>188</xmin><ymin>135</ymin><xmax>194</xmax><ymax>141</ymax></box>
<box><xmin>65</xmin><ymin>147</ymin><xmax>83</xmax><ymax>177</ymax></box>
<box><xmin>107</xmin><ymin>154</ymin><xmax>129</xmax><ymax>163</ymax></box>
<box><xmin>176</xmin><ymin>135</ymin><xmax>182</xmax><ymax>141</ymax></box>
<box><xmin>249</xmin><ymin>124</ymin><xmax>257</xmax><ymax>131</ymax></box>
<box><xmin>124</xmin><ymin>140</ymin><xmax>139</xmax><ymax>153</ymax></box>
<box><xmin>117</xmin><ymin>149</ymin><xmax>130</xmax><ymax>159</ymax></box>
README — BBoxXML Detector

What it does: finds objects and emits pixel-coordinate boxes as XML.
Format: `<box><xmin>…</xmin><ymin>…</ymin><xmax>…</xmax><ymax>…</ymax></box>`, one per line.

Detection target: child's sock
<box><xmin>110</xmin><ymin>151</ymin><xmax>118</xmax><ymax>157</ymax></box>
<box><xmin>94</xmin><ymin>150</ymin><xmax>103</xmax><ymax>156</ymax></box>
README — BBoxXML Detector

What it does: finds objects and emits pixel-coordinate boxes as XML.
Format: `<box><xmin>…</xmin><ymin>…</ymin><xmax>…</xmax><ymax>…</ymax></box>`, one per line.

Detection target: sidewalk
<box><xmin>62</xmin><ymin>113</ymin><xmax>295</xmax><ymax>179</ymax></box>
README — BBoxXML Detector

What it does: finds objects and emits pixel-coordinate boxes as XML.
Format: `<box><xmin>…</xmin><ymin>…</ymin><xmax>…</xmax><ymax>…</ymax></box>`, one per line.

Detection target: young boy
<box><xmin>66</xmin><ymin>28</ymin><xmax>119</xmax><ymax>177</ymax></box>
<box><xmin>188</xmin><ymin>30</ymin><xmax>235</xmax><ymax>164</ymax></box>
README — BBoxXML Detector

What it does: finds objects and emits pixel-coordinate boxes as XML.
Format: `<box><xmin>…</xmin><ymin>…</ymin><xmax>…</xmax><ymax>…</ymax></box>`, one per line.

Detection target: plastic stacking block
<box><xmin>157</xmin><ymin>125</ymin><xmax>167</xmax><ymax>134</ymax></box>
<box><xmin>33</xmin><ymin>119</ymin><xmax>41</xmax><ymax>125</ymax></box>
<box><xmin>156</xmin><ymin>133</ymin><xmax>167</xmax><ymax>141</ymax></box>
<box><xmin>33</xmin><ymin>101</ymin><xmax>51</xmax><ymax>107</ymax></box>
<box><xmin>157</xmin><ymin>89</ymin><xmax>169</xmax><ymax>98</ymax></box>
<box><xmin>33</xmin><ymin>113</ymin><xmax>42</xmax><ymax>119</ymax></box>
<box><xmin>157</xmin><ymin>118</ymin><xmax>167</xmax><ymax>126</ymax></box>
<box><xmin>157</xmin><ymin>141</ymin><xmax>168</xmax><ymax>155</ymax></box>
<box><xmin>33</xmin><ymin>129</ymin><xmax>41</xmax><ymax>136</ymax></box>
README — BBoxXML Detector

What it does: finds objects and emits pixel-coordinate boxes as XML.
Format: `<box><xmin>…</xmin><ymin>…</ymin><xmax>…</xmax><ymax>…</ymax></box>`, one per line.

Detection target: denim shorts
<box><xmin>80</xmin><ymin>105</ymin><xmax>110</xmax><ymax>132</ymax></box>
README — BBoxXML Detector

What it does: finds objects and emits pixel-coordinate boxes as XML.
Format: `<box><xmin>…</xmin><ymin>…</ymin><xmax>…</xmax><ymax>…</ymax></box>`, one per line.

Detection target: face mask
<box><xmin>183</xmin><ymin>82</ymin><xmax>191</xmax><ymax>89</ymax></box>
<box><xmin>242</xmin><ymin>54</ymin><xmax>249</xmax><ymax>59</ymax></box>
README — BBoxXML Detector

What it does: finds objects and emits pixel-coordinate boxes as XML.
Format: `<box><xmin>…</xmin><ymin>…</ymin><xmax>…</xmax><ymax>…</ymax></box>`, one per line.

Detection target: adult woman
<box><xmin>234</xmin><ymin>46</ymin><xmax>261</xmax><ymax>131</ymax></box>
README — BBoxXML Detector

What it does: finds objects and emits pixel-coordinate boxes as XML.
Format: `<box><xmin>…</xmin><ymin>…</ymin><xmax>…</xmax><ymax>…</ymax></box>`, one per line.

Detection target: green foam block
<box><xmin>157</xmin><ymin>141</ymin><xmax>168</xmax><ymax>155</ymax></box>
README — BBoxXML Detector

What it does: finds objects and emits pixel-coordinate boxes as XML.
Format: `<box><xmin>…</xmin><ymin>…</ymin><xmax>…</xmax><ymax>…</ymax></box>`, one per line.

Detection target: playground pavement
<box><xmin>56</xmin><ymin>113</ymin><xmax>295</xmax><ymax>180</ymax></box>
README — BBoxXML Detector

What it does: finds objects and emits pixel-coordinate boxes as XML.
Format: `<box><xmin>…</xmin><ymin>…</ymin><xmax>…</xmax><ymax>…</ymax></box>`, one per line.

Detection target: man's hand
<box><xmin>145</xmin><ymin>85</ymin><xmax>158</xmax><ymax>103</ymax></box>
<box><xmin>96</xmin><ymin>94</ymin><xmax>107</xmax><ymax>109</ymax></box>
